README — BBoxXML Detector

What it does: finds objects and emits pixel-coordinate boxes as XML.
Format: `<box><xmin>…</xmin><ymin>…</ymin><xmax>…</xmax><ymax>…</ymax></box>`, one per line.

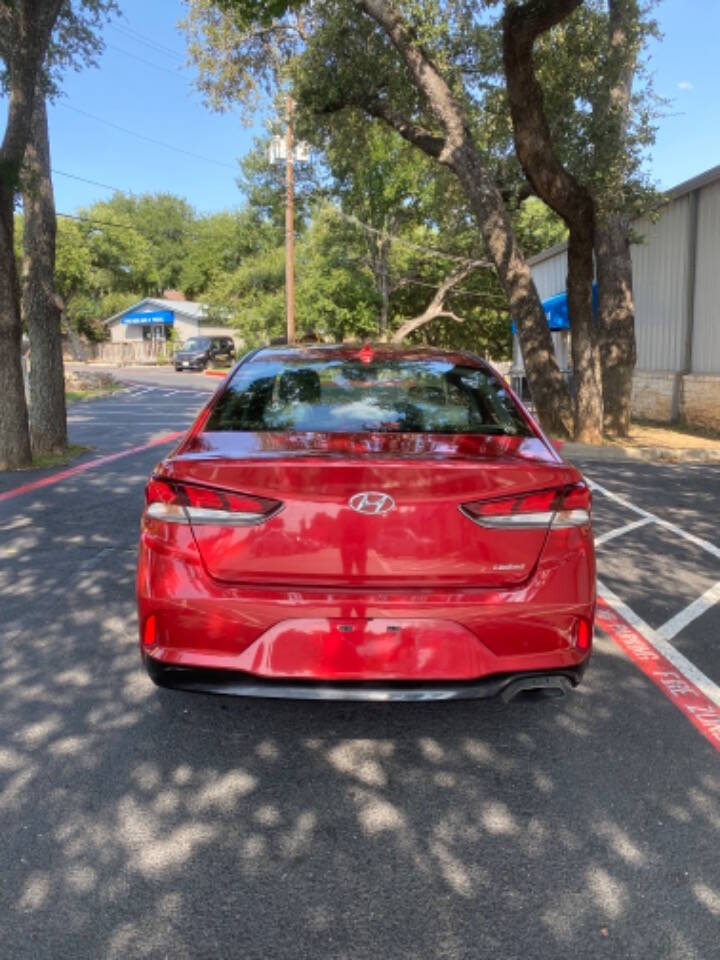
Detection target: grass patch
<box><xmin>30</xmin><ymin>443</ymin><xmax>91</xmax><ymax>470</ymax></box>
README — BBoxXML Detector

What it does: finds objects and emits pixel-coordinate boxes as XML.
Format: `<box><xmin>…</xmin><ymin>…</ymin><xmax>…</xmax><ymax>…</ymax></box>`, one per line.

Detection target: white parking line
<box><xmin>588</xmin><ymin>478</ymin><xmax>720</xmax><ymax>749</ymax></box>
<box><xmin>656</xmin><ymin>580</ymin><xmax>720</xmax><ymax>641</ymax></box>
<box><xmin>653</xmin><ymin>517</ymin><xmax>720</xmax><ymax>562</ymax></box>
<box><xmin>68</xmin><ymin>411</ymin><xmax>201</xmax><ymax>416</ymax></box>
<box><xmin>588</xmin><ymin>478</ymin><xmax>720</xmax><ymax>561</ymax></box>
<box><xmin>598</xmin><ymin>579</ymin><xmax>720</xmax><ymax>710</ymax></box>
<box><xmin>595</xmin><ymin>517</ymin><xmax>653</xmax><ymax>546</ymax></box>
<box><xmin>587</xmin><ymin>479</ymin><xmax>652</xmax><ymax>518</ymax></box>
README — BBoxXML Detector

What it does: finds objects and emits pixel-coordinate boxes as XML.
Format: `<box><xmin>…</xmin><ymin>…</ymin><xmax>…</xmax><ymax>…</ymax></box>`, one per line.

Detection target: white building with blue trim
<box><xmin>104</xmin><ymin>297</ymin><xmax>237</xmax><ymax>348</ymax></box>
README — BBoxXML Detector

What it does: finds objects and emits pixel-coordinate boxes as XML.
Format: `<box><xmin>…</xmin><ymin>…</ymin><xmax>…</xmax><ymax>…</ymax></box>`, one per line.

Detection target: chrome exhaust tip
<box><xmin>500</xmin><ymin>674</ymin><xmax>573</xmax><ymax>703</ymax></box>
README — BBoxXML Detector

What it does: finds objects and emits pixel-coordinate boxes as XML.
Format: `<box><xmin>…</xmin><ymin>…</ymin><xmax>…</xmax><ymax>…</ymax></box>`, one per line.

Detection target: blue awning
<box><xmin>122</xmin><ymin>310</ymin><xmax>174</xmax><ymax>325</ymax></box>
<box><xmin>511</xmin><ymin>285</ymin><xmax>597</xmax><ymax>334</ymax></box>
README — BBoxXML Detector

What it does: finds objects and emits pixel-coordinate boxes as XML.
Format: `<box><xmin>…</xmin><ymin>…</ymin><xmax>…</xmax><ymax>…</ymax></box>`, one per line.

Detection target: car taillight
<box><xmin>460</xmin><ymin>483</ymin><xmax>591</xmax><ymax>529</ymax></box>
<box><xmin>145</xmin><ymin>478</ymin><xmax>282</xmax><ymax>526</ymax></box>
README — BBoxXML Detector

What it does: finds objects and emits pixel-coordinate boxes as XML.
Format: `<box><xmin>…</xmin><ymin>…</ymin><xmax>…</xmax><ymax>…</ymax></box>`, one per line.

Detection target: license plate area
<box><xmin>233</xmin><ymin>617</ymin><xmax>489</xmax><ymax>680</ymax></box>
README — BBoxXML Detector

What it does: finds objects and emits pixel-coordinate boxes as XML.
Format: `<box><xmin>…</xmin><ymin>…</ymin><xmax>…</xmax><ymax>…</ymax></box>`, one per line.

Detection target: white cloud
<box><xmin>677</xmin><ymin>81</ymin><xmax>694</xmax><ymax>91</ymax></box>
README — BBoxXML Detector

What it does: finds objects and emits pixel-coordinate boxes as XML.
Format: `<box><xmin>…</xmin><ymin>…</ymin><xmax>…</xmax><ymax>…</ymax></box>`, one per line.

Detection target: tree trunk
<box><xmin>593</xmin><ymin>0</ymin><xmax>639</xmax><ymax>437</ymax></box>
<box><xmin>0</xmin><ymin>0</ymin><xmax>64</xmax><ymax>469</ymax></box>
<box><xmin>354</xmin><ymin>0</ymin><xmax>574</xmax><ymax>437</ymax></box>
<box><xmin>0</xmin><ymin>178</ymin><xmax>32</xmax><ymax>469</ymax></box>
<box><xmin>502</xmin><ymin>0</ymin><xmax>604</xmax><ymax>443</ymax></box>
<box><xmin>22</xmin><ymin>92</ymin><xmax>67</xmax><ymax>456</ymax></box>
<box><xmin>596</xmin><ymin>214</ymin><xmax>636</xmax><ymax>435</ymax></box>
<box><xmin>568</xmin><ymin>227</ymin><xmax>603</xmax><ymax>443</ymax></box>
<box><xmin>447</xmin><ymin>142</ymin><xmax>572</xmax><ymax>435</ymax></box>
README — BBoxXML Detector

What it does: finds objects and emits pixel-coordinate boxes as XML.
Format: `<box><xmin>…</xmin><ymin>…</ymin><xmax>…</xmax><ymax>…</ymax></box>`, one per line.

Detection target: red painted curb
<box><xmin>596</xmin><ymin>596</ymin><xmax>720</xmax><ymax>753</ymax></box>
<box><xmin>203</xmin><ymin>369</ymin><xmax>227</xmax><ymax>378</ymax></box>
<box><xmin>0</xmin><ymin>432</ymin><xmax>184</xmax><ymax>504</ymax></box>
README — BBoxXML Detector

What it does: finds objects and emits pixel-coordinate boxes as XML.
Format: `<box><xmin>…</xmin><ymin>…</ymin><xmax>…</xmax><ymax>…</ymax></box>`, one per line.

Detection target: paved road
<box><xmin>68</xmin><ymin>362</ymin><xmax>222</xmax><ymax>394</ymax></box>
<box><xmin>1</xmin><ymin>371</ymin><xmax>719</xmax><ymax>959</ymax></box>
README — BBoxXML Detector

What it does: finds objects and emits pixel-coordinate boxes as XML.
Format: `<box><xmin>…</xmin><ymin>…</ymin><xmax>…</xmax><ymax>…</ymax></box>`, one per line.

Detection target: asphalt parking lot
<box><xmin>1</xmin><ymin>374</ymin><xmax>719</xmax><ymax>960</ymax></box>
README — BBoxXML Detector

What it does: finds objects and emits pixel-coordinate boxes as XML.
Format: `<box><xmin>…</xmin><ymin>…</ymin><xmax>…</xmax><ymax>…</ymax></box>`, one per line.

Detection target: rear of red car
<box><xmin>137</xmin><ymin>345</ymin><xmax>595</xmax><ymax>700</ymax></box>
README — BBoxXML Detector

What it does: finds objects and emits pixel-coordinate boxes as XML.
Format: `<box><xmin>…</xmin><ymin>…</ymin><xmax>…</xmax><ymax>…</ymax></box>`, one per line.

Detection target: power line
<box><xmin>56</xmin><ymin>103</ymin><xmax>238</xmax><ymax>171</ymax></box>
<box><xmin>54</xmin><ymin>184</ymin><xmax>493</xmax><ymax>269</ymax></box>
<box><xmin>56</xmin><ymin>210</ymin><xmax>225</xmax><ymax>245</ymax></box>
<box><xmin>57</xmin><ymin>212</ymin><xmax>138</xmax><ymax>231</ymax></box>
<box><xmin>108</xmin><ymin>22</ymin><xmax>185</xmax><ymax>62</ymax></box>
<box><xmin>331</xmin><ymin>254</ymin><xmax>504</xmax><ymax>303</ymax></box>
<box><xmin>51</xmin><ymin>168</ymin><xmax>493</xmax><ymax>272</ymax></box>
<box><xmin>52</xmin><ymin>169</ymin><xmax>124</xmax><ymax>192</ymax></box>
<box><xmin>325</xmin><ymin>205</ymin><xmax>493</xmax><ymax>269</ymax></box>
<box><xmin>105</xmin><ymin>43</ymin><xmax>188</xmax><ymax>79</ymax></box>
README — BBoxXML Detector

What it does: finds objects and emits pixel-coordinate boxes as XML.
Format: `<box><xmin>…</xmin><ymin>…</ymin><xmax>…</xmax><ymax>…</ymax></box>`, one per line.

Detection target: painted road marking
<box><xmin>655</xmin><ymin>579</ymin><xmax>720</xmax><ymax>641</ymax></box>
<box><xmin>598</xmin><ymin>579</ymin><xmax>720</xmax><ymax>708</ymax></box>
<box><xmin>589</xmin><ymin>478</ymin><xmax>720</xmax><ymax>752</ymax></box>
<box><xmin>0</xmin><ymin>432</ymin><xmax>183</xmax><ymax>504</ymax></box>
<box><xmin>594</xmin><ymin>516</ymin><xmax>653</xmax><ymax>546</ymax></box>
<box><xmin>66</xmin><ymin>407</ymin><xmax>203</xmax><ymax>417</ymax></box>
<box><xmin>589</xmin><ymin>478</ymin><xmax>720</xmax><ymax>561</ymax></box>
<box><xmin>120</xmin><ymin>382</ymin><xmax>210</xmax><ymax>395</ymax></box>
<box><xmin>597</xmin><ymin>583</ymin><xmax>720</xmax><ymax>753</ymax></box>
<box><xmin>587</xmin><ymin>479</ymin><xmax>652</xmax><ymax>518</ymax></box>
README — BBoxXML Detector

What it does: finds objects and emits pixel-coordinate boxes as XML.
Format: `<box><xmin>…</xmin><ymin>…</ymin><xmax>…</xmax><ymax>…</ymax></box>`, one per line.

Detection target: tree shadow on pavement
<box><xmin>1</xmin><ymin>459</ymin><xmax>719</xmax><ymax>960</ymax></box>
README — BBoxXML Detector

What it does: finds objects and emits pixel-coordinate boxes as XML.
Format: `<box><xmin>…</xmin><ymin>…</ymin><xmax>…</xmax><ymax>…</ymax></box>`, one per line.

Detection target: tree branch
<box><xmin>391</xmin><ymin>262</ymin><xmax>478</xmax><ymax>342</ymax></box>
<box><xmin>319</xmin><ymin>92</ymin><xmax>445</xmax><ymax>158</ymax></box>
<box><xmin>362</xmin><ymin>97</ymin><xmax>445</xmax><ymax>158</ymax></box>
<box><xmin>502</xmin><ymin>0</ymin><xmax>591</xmax><ymax>227</ymax></box>
<box><xmin>505</xmin><ymin>0</ymin><xmax>582</xmax><ymax>44</ymax></box>
<box><xmin>354</xmin><ymin>0</ymin><xmax>469</xmax><ymax>158</ymax></box>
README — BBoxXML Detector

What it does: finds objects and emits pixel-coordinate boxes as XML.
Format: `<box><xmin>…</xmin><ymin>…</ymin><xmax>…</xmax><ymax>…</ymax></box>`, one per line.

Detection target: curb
<box><xmin>203</xmin><ymin>369</ymin><xmax>227</xmax><ymax>379</ymax></box>
<box><xmin>562</xmin><ymin>442</ymin><xmax>720</xmax><ymax>464</ymax></box>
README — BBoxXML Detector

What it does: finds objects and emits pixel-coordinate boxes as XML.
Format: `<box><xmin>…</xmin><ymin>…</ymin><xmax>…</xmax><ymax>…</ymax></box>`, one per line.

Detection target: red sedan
<box><xmin>137</xmin><ymin>344</ymin><xmax>595</xmax><ymax>701</ymax></box>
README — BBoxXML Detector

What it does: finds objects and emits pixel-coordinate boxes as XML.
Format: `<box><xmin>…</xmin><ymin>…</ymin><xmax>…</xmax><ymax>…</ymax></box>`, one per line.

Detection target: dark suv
<box><xmin>174</xmin><ymin>336</ymin><xmax>236</xmax><ymax>372</ymax></box>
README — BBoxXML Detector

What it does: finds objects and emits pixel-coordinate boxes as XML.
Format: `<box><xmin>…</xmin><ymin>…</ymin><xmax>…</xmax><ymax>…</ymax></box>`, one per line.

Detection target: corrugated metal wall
<box><xmin>631</xmin><ymin>198</ymin><xmax>691</xmax><ymax>371</ymax></box>
<box><xmin>530</xmin><ymin>251</ymin><xmax>568</xmax><ymax>300</ymax></box>
<box><xmin>692</xmin><ymin>179</ymin><xmax>720</xmax><ymax>374</ymax></box>
<box><xmin>526</xmin><ymin>176</ymin><xmax>720</xmax><ymax>375</ymax></box>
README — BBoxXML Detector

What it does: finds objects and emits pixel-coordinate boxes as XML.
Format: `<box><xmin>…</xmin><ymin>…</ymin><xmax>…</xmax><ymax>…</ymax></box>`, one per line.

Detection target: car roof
<box><xmin>249</xmin><ymin>342</ymin><xmax>490</xmax><ymax>369</ymax></box>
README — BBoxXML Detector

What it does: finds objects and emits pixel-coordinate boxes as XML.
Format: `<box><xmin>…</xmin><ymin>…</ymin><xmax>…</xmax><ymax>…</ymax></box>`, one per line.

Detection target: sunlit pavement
<box><xmin>1</xmin><ymin>378</ymin><xmax>719</xmax><ymax>959</ymax></box>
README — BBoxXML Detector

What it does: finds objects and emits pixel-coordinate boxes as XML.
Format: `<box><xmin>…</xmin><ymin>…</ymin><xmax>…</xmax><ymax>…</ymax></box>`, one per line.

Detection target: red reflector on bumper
<box><xmin>576</xmin><ymin>618</ymin><xmax>591</xmax><ymax>651</ymax></box>
<box><xmin>143</xmin><ymin>614</ymin><xmax>157</xmax><ymax>648</ymax></box>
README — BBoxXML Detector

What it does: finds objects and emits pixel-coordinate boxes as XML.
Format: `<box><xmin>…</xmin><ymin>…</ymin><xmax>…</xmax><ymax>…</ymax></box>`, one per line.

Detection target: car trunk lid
<box><xmin>161</xmin><ymin>431</ymin><xmax>575</xmax><ymax>589</ymax></box>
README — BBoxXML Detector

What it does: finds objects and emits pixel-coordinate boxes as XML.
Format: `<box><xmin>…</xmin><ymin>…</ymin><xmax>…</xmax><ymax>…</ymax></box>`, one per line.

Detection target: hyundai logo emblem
<box><xmin>349</xmin><ymin>491</ymin><xmax>395</xmax><ymax>516</ymax></box>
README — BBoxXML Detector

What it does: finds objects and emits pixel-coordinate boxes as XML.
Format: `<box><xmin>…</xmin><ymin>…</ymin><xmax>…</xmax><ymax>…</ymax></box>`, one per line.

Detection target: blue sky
<box><xmin>4</xmin><ymin>0</ymin><xmax>719</xmax><ymax>215</ymax></box>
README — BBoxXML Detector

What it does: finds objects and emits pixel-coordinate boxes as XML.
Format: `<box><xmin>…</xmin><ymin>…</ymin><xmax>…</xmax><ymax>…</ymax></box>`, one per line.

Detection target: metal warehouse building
<box><xmin>512</xmin><ymin>164</ymin><xmax>720</xmax><ymax>430</ymax></box>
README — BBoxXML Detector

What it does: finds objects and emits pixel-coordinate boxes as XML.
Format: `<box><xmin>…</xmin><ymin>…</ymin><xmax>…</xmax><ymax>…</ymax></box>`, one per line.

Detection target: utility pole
<box><xmin>285</xmin><ymin>96</ymin><xmax>295</xmax><ymax>344</ymax></box>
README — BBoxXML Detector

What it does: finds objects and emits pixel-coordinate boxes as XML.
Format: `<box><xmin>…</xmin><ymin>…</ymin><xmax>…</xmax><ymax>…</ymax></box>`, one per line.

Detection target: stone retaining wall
<box><xmin>631</xmin><ymin>370</ymin><xmax>720</xmax><ymax>431</ymax></box>
<box><xmin>681</xmin><ymin>374</ymin><xmax>720</xmax><ymax>431</ymax></box>
<box><xmin>631</xmin><ymin>371</ymin><xmax>679</xmax><ymax>422</ymax></box>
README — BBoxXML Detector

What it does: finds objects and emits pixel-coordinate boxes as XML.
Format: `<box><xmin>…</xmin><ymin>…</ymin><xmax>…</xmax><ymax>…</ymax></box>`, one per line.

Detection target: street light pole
<box><xmin>285</xmin><ymin>96</ymin><xmax>295</xmax><ymax>344</ymax></box>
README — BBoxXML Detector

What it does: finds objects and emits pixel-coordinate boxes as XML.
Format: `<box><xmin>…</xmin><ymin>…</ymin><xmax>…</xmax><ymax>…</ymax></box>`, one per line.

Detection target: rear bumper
<box><xmin>137</xmin><ymin>523</ymin><xmax>595</xmax><ymax>686</ymax></box>
<box><xmin>143</xmin><ymin>653</ymin><xmax>589</xmax><ymax>701</ymax></box>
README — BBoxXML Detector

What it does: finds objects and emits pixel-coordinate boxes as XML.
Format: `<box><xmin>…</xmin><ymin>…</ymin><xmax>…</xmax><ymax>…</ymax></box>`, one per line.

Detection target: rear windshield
<box><xmin>206</xmin><ymin>357</ymin><xmax>532</xmax><ymax>436</ymax></box>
